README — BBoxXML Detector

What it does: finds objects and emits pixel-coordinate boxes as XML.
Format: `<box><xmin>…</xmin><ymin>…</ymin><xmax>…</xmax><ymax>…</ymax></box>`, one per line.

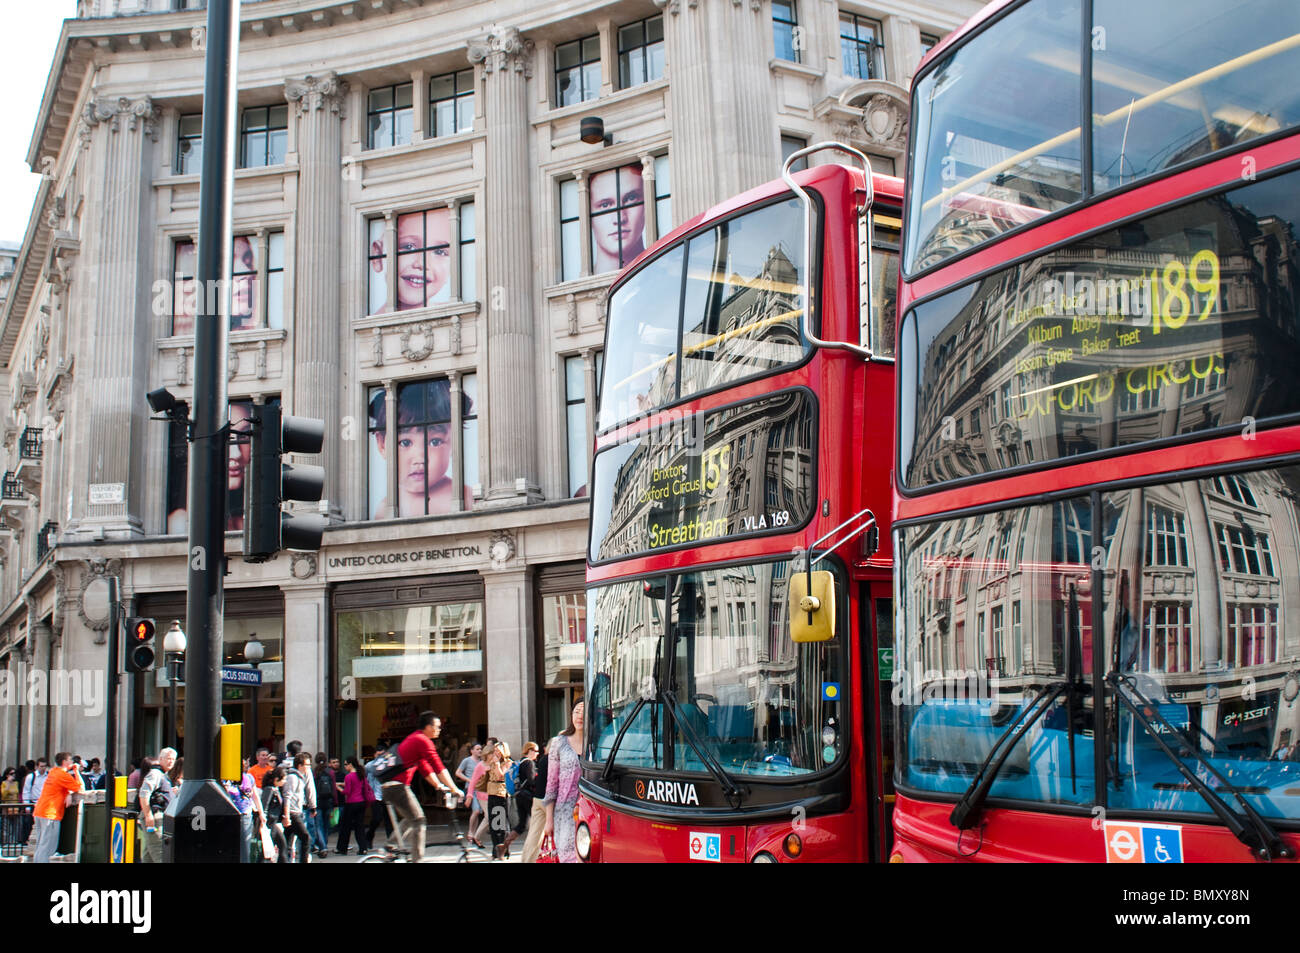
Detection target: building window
<box><xmin>1210</xmin><ymin>473</ymin><xmax>1259</xmax><ymax>508</ymax></box>
<box><xmin>1225</xmin><ymin>603</ymin><xmax>1279</xmax><ymax>668</ymax></box>
<box><xmin>429</xmin><ymin>69</ymin><xmax>475</xmax><ymax>138</ymax></box>
<box><xmin>1144</xmin><ymin>504</ymin><xmax>1189</xmax><ymax>566</ymax></box>
<box><xmin>652</xmin><ymin>154</ymin><xmax>672</xmax><ymax>235</ymax></box>
<box><xmin>172</xmin><ymin>233</ymin><xmax>284</xmax><ymax>335</ymax></box>
<box><xmin>366</xmin><ymin>378</ymin><xmax>474</xmax><ymax>519</ymax></box>
<box><xmin>458</xmin><ymin>202</ymin><xmax>477</xmax><ymax>301</ymax></box>
<box><xmin>556</xmin><ymin>35</ymin><xmax>601</xmax><ymax>107</ymax></box>
<box><xmin>367</xmin><ymin>203</ymin><xmax>474</xmax><ymax>314</ymax></box>
<box><xmin>240</xmin><ymin>105</ymin><xmax>288</xmax><ymax>168</ymax></box>
<box><xmin>367</xmin><ymin>83</ymin><xmax>414</xmax><ymax>149</ymax></box>
<box><xmin>920</xmin><ymin>32</ymin><xmax>941</xmax><ymax>57</ymax></box>
<box><xmin>618</xmin><ymin>15</ymin><xmax>664</xmax><ymax>89</ymax></box>
<box><xmin>1142</xmin><ymin>602</ymin><xmax>1193</xmax><ymax>673</ymax></box>
<box><xmin>462</xmin><ymin>374</ymin><xmax>479</xmax><ymax>494</ymax></box>
<box><xmin>167</xmin><ymin>396</ymin><xmax>277</xmax><ymax>535</ymax></box>
<box><xmin>773</xmin><ymin>1</ymin><xmax>800</xmax><ymax>62</ymax></box>
<box><xmin>337</xmin><ymin>599</ymin><xmax>485</xmax><ymax>698</ymax></box>
<box><xmin>565</xmin><ymin>354</ymin><xmax>602</xmax><ymax>497</ymax></box>
<box><xmin>1215</xmin><ymin>523</ymin><xmax>1275</xmax><ymax>576</ymax></box>
<box><xmin>781</xmin><ymin>135</ymin><xmax>808</xmax><ymax>173</ymax></box>
<box><xmin>176</xmin><ymin>114</ymin><xmax>203</xmax><ymax>174</ymax></box>
<box><xmin>840</xmin><ymin>12</ymin><xmax>885</xmax><ymax>80</ymax></box>
<box><xmin>559</xmin><ymin>179</ymin><xmax>581</xmax><ymax>283</ymax></box>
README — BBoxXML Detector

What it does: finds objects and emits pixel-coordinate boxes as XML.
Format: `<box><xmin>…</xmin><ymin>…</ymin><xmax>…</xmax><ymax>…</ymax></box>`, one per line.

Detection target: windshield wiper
<box><xmin>601</xmin><ymin>624</ymin><xmax>666</xmax><ymax>781</ymax></box>
<box><xmin>662</xmin><ymin>689</ymin><xmax>746</xmax><ymax>809</ymax></box>
<box><xmin>949</xmin><ymin>681</ymin><xmax>1068</xmax><ymax>831</ymax></box>
<box><xmin>1106</xmin><ymin>671</ymin><xmax>1294</xmax><ymax>862</ymax></box>
<box><xmin>600</xmin><ymin>695</ymin><xmax>649</xmax><ymax>783</ymax></box>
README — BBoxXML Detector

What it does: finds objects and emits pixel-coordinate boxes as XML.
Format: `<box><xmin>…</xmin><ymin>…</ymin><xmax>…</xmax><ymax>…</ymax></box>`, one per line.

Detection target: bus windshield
<box><xmin>600</xmin><ymin>197</ymin><xmax>810</xmax><ymax>431</ymax></box>
<box><xmin>896</xmin><ymin>465</ymin><xmax>1300</xmax><ymax>823</ymax></box>
<box><xmin>587</xmin><ymin>559</ymin><xmax>846</xmax><ymax>779</ymax></box>
<box><xmin>906</xmin><ymin>0</ymin><xmax>1300</xmax><ymax>273</ymax></box>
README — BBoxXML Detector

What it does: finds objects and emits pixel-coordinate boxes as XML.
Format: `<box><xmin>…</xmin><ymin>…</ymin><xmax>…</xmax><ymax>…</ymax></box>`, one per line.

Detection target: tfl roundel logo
<box><xmin>635</xmin><ymin>780</ymin><xmax>646</xmax><ymax>798</ymax></box>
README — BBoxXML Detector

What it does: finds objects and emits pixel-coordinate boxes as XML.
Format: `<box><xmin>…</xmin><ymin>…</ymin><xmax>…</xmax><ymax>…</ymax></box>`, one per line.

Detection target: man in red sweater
<box><xmin>381</xmin><ymin>711</ymin><xmax>462</xmax><ymax>862</ymax></box>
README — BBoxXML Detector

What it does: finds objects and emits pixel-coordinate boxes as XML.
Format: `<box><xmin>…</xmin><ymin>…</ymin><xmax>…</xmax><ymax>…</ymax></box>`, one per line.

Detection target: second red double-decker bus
<box><xmin>892</xmin><ymin>0</ymin><xmax>1300</xmax><ymax>862</ymax></box>
<box><xmin>577</xmin><ymin>147</ymin><xmax>903</xmax><ymax>862</ymax></box>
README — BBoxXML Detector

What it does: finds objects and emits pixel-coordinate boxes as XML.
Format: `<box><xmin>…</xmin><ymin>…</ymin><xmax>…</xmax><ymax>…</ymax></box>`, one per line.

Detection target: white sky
<box><xmin>1</xmin><ymin>5</ymin><xmax>75</xmax><ymax>245</ymax></box>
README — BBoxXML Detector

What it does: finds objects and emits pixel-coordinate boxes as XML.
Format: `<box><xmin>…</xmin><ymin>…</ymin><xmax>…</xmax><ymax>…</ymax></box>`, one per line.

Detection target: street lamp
<box><xmin>244</xmin><ymin>634</ymin><xmax>264</xmax><ymax>757</ymax></box>
<box><xmin>163</xmin><ymin>620</ymin><xmax>187</xmax><ymax>751</ymax></box>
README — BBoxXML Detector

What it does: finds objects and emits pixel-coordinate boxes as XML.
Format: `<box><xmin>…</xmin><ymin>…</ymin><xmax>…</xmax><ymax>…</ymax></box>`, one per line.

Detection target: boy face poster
<box><xmin>368</xmin><ymin>379</ymin><xmax>474</xmax><ymax>519</ymax></box>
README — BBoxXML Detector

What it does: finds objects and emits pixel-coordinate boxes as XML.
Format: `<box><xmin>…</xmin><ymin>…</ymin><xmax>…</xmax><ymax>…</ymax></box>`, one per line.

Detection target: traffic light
<box><xmin>125</xmin><ymin>618</ymin><xmax>157</xmax><ymax>673</ymax></box>
<box><xmin>243</xmin><ymin>403</ymin><xmax>328</xmax><ymax>562</ymax></box>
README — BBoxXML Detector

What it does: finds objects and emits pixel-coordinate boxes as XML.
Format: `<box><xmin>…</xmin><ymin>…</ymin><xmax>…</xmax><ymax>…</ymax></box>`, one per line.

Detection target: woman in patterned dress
<box><xmin>543</xmin><ymin>701</ymin><xmax>585</xmax><ymax>863</ymax></box>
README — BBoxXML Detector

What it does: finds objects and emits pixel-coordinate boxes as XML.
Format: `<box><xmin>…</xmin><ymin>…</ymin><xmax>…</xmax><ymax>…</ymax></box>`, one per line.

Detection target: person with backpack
<box><xmin>138</xmin><ymin>747</ymin><xmax>177</xmax><ymax>863</ymax></box>
<box><xmin>506</xmin><ymin>741</ymin><xmax>538</xmax><ymax>855</ymax></box>
<box><xmin>259</xmin><ymin>766</ymin><xmax>290</xmax><ymax>863</ymax></box>
<box><xmin>364</xmin><ymin>742</ymin><xmax>394</xmax><ymax>846</ymax></box>
<box><xmin>311</xmin><ymin>753</ymin><xmax>335</xmax><ymax>858</ymax></box>
<box><xmin>282</xmin><ymin>753</ymin><xmax>316</xmax><ymax>863</ymax></box>
<box><xmin>380</xmin><ymin>712</ymin><xmax>462</xmax><ymax>863</ymax></box>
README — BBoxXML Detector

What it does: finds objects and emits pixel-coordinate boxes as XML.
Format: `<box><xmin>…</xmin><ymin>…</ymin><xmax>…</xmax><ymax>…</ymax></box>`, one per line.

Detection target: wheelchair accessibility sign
<box><xmin>689</xmin><ymin>831</ymin><xmax>721</xmax><ymax>862</ymax></box>
<box><xmin>1104</xmin><ymin>821</ymin><xmax>1183</xmax><ymax>863</ymax></box>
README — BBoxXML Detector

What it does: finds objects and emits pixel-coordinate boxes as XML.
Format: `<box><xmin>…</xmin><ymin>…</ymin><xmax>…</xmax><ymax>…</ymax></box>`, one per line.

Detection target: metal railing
<box><xmin>20</xmin><ymin>428</ymin><xmax>42</xmax><ymax>459</ymax></box>
<box><xmin>0</xmin><ymin>804</ymin><xmax>32</xmax><ymax>860</ymax></box>
<box><xmin>1</xmin><ymin>474</ymin><xmax>22</xmax><ymax>500</ymax></box>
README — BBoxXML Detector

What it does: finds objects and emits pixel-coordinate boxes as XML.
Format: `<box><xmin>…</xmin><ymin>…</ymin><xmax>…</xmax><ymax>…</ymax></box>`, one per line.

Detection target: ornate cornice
<box><xmin>284</xmin><ymin>73</ymin><xmax>348</xmax><ymax>117</ymax></box>
<box><xmin>80</xmin><ymin>95</ymin><xmax>161</xmax><ymax>141</ymax></box>
<box><xmin>467</xmin><ymin>26</ymin><xmax>534</xmax><ymax>78</ymax></box>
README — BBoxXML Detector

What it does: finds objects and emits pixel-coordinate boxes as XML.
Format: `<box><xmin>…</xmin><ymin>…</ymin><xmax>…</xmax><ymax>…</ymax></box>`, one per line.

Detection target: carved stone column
<box><xmin>468</xmin><ymin>29</ymin><xmax>542</xmax><ymax>504</ymax></box>
<box><xmin>284</xmin><ymin>74</ymin><xmax>348</xmax><ymax>516</ymax></box>
<box><xmin>654</xmin><ymin>0</ymin><xmax>776</xmax><ymax>219</ymax></box>
<box><xmin>69</xmin><ymin>95</ymin><xmax>161</xmax><ymax>537</ymax></box>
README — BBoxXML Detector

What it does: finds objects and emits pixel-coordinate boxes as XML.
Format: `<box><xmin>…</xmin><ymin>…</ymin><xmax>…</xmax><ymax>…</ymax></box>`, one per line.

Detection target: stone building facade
<box><xmin>0</xmin><ymin>0</ymin><xmax>978</xmax><ymax>768</ymax></box>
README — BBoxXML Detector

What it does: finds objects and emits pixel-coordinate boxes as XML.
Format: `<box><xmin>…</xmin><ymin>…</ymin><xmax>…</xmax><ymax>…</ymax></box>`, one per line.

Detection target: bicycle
<box><xmin>359</xmin><ymin>794</ymin><xmax>489</xmax><ymax>863</ymax></box>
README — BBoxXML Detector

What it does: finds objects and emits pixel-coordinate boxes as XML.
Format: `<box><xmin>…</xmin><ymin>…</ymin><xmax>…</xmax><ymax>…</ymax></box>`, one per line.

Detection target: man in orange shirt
<box><xmin>248</xmin><ymin>747</ymin><xmax>273</xmax><ymax>788</ymax></box>
<box><xmin>33</xmin><ymin>752</ymin><xmax>83</xmax><ymax>863</ymax></box>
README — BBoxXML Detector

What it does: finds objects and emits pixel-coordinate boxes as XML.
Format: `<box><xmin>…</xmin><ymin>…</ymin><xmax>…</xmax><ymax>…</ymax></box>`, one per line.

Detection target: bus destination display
<box><xmin>900</xmin><ymin>168</ymin><xmax>1300</xmax><ymax>488</ymax></box>
<box><xmin>589</xmin><ymin>390</ymin><xmax>816</xmax><ymax>561</ymax></box>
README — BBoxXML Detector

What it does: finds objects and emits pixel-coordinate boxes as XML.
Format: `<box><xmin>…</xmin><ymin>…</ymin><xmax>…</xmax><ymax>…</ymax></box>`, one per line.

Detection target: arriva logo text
<box><xmin>637</xmin><ymin>779</ymin><xmax>700</xmax><ymax>805</ymax></box>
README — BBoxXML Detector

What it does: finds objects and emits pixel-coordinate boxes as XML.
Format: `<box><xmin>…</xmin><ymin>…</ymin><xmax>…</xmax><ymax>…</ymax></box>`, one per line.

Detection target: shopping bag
<box><xmin>537</xmin><ymin>833</ymin><xmax>559</xmax><ymax>864</ymax></box>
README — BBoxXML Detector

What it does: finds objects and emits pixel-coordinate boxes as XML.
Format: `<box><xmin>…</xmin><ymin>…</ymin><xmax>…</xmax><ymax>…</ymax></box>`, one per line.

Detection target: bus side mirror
<box><xmin>789</xmin><ymin>570</ymin><xmax>836</xmax><ymax>643</ymax></box>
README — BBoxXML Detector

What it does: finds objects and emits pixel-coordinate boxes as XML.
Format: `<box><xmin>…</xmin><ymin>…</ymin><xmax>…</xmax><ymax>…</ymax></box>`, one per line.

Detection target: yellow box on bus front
<box><xmin>789</xmin><ymin>570</ymin><xmax>836</xmax><ymax>643</ymax></box>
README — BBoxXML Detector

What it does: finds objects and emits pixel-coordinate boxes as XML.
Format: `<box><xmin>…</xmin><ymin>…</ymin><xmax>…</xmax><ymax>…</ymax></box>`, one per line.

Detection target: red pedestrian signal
<box><xmin>125</xmin><ymin>617</ymin><xmax>157</xmax><ymax>673</ymax></box>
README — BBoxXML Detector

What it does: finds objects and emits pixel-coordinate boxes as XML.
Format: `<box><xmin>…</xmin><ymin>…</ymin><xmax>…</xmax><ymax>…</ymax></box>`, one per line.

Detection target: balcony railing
<box><xmin>36</xmin><ymin>521</ymin><xmax>58</xmax><ymax>563</ymax></box>
<box><xmin>1</xmin><ymin>473</ymin><xmax>22</xmax><ymax>500</ymax></box>
<box><xmin>20</xmin><ymin>427</ymin><xmax>42</xmax><ymax>459</ymax></box>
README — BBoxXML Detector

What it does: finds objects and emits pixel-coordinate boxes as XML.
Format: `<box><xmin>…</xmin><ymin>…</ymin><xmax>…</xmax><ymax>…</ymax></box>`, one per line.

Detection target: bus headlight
<box><xmin>751</xmin><ymin>851</ymin><xmax>779</xmax><ymax>863</ymax></box>
<box><xmin>576</xmin><ymin>822</ymin><xmax>592</xmax><ymax>861</ymax></box>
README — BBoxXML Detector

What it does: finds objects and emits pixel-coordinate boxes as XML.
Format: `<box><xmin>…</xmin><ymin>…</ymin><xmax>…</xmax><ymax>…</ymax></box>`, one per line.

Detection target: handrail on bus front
<box><xmin>781</xmin><ymin>141</ymin><xmax>877</xmax><ymax>361</ymax></box>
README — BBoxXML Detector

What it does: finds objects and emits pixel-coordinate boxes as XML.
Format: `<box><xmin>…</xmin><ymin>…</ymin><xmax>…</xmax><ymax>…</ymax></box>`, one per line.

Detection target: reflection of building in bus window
<box><xmin>590</xmin><ymin>164</ymin><xmax>646</xmax><ymax>274</ymax></box>
<box><xmin>368</xmin><ymin>380</ymin><xmax>472</xmax><ymax>518</ymax></box>
<box><xmin>368</xmin><ymin>208</ymin><xmax>452</xmax><ymax>313</ymax></box>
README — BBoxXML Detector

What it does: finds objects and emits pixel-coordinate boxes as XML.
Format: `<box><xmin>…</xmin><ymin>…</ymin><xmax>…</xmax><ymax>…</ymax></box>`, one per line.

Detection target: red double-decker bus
<box><xmin>578</xmin><ymin>148</ymin><xmax>903</xmax><ymax>862</ymax></box>
<box><xmin>892</xmin><ymin>0</ymin><xmax>1300</xmax><ymax>862</ymax></box>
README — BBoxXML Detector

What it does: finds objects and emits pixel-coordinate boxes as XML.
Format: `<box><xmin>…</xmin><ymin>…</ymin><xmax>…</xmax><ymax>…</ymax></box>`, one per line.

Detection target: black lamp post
<box><xmin>244</xmin><ymin>634</ymin><xmax>264</xmax><ymax>756</ymax></box>
<box><xmin>164</xmin><ymin>620</ymin><xmax>187</xmax><ymax>751</ymax></box>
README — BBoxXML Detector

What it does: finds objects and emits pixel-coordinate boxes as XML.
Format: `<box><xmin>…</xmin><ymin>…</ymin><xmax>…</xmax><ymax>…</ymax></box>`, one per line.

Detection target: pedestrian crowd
<box><xmin>0</xmin><ymin>699</ymin><xmax>587</xmax><ymax>863</ymax></box>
